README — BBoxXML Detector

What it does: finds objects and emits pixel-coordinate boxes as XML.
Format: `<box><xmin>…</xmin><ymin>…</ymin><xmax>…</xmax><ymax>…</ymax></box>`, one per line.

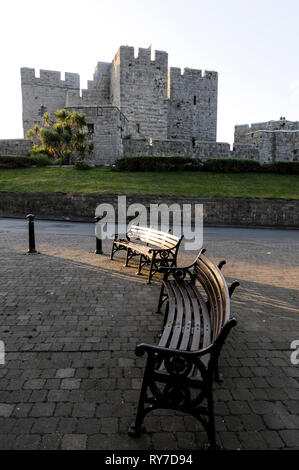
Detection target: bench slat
<box><xmin>194</xmin><ymin>263</ymin><xmax>223</xmax><ymax>342</ymax></box>
<box><xmin>177</xmin><ymin>282</ymin><xmax>192</xmax><ymax>351</ymax></box>
<box><xmin>158</xmin><ymin>282</ymin><xmax>176</xmax><ymax>349</ymax></box>
<box><xmin>129</xmin><ymin>227</ymin><xmax>179</xmax><ymax>247</ymax></box>
<box><xmin>169</xmin><ymin>283</ymin><xmax>184</xmax><ymax>350</ymax></box>
<box><xmin>130</xmin><ymin>225</ymin><xmax>180</xmax><ymax>242</ymax></box>
<box><xmin>200</xmin><ymin>255</ymin><xmax>230</xmax><ymax>325</ymax></box>
<box><xmin>131</xmin><ymin>233</ymin><xmax>177</xmax><ymax>249</ymax></box>
<box><xmin>187</xmin><ymin>282</ymin><xmax>212</xmax><ymax>350</ymax></box>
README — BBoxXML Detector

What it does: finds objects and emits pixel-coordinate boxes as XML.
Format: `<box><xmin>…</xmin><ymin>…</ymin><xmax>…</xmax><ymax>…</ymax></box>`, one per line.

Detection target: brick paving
<box><xmin>0</xmin><ymin>229</ymin><xmax>298</xmax><ymax>450</ymax></box>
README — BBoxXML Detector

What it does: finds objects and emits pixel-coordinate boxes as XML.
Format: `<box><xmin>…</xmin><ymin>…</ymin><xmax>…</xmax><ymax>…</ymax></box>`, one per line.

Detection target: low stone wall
<box><xmin>122</xmin><ymin>138</ymin><xmax>231</xmax><ymax>159</ymax></box>
<box><xmin>0</xmin><ymin>192</ymin><xmax>298</xmax><ymax>228</ymax></box>
<box><xmin>194</xmin><ymin>142</ymin><xmax>230</xmax><ymax>159</ymax></box>
<box><xmin>123</xmin><ymin>138</ymin><xmax>192</xmax><ymax>157</ymax></box>
<box><xmin>232</xmin><ymin>143</ymin><xmax>259</xmax><ymax>160</ymax></box>
<box><xmin>0</xmin><ymin>139</ymin><xmax>32</xmax><ymax>156</ymax></box>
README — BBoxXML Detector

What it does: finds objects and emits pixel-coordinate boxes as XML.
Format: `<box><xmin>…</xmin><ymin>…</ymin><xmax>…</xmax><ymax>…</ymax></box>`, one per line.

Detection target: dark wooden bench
<box><xmin>128</xmin><ymin>249</ymin><xmax>240</xmax><ymax>448</ymax></box>
<box><xmin>111</xmin><ymin>225</ymin><xmax>183</xmax><ymax>284</ymax></box>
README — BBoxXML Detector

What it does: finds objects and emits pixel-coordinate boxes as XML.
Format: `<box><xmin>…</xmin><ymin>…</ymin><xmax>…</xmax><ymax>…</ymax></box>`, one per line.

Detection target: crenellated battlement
<box><xmin>114</xmin><ymin>46</ymin><xmax>168</xmax><ymax>70</ymax></box>
<box><xmin>169</xmin><ymin>67</ymin><xmax>217</xmax><ymax>80</ymax></box>
<box><xmin>21</xmin><ymin>67</ymin><xmax>80</xmax><ymax>89</ymax></box>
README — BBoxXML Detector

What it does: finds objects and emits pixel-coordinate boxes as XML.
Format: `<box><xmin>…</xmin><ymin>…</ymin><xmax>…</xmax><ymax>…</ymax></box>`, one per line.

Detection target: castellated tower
<box><xmin>20</xmin><ymin>68</ymin><xmax>80</xmax><ymax>134</ymax></box>
<box><xmin>20</xmin><ymin>45</ymin><xmax>225</xmax><ymax>164</ymax></box>
<box><xmin>167</xmin><ymin>68</ymin><xmax>218</xmax><ymax>142</ymax></box>
<box><xmin>110</xmin><ymin>46</ymin><xmax>169</xmax><ymax>139</ymax></box>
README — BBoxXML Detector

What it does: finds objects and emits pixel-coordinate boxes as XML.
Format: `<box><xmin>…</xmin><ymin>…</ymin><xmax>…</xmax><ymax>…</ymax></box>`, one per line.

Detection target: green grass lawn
<box><xmin>0</xmin><ymin>167</ymin><xmax>298</xmax><ymax>198</ymax></box>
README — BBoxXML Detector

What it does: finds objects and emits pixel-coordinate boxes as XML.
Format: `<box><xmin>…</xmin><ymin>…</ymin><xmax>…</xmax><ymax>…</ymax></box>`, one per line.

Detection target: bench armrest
<box><xmin>113</xmin><ymin>233</ymin><xmax>130</xmax><ymax>242</ymax></box>
<box><xmin>157</xmin><ymin>248</ymin><xmax>206</xmax><ymax>278</ymax></box>
<box><xmin>148</xmin><ymin>235</ymin><xmax>184</xmax><ymax>254</ymax></box>
<box><xmin>135</xmin><ymin>341</ymin><xmax>214</xmax><ymax>359</ymax></box>
<box><xmin>136</xmin><ymin>318</ymin><xmax>237</xmax><ymax>364</ymax></box>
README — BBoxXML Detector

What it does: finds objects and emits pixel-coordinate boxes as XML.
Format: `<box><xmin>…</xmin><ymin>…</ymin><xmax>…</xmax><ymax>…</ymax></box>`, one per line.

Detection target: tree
<box><xmin>26</xmin><ymin>109</ymin><xmax>94</xmax><ymax>165</ymax></box>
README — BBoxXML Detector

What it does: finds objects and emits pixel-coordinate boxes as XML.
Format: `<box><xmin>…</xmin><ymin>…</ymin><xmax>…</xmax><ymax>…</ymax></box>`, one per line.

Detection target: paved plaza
<box><xmin>0</xmin><ymin>222</ymin><xmax>298</xmax><ymax>450</ymax></box>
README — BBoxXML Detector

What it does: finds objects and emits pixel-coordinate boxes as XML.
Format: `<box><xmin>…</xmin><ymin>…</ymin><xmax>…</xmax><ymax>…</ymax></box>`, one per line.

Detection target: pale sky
<box><xmin>1</xmin><ymin>0</ymin><xmax>299</xmax><ymax>145</ymax></box>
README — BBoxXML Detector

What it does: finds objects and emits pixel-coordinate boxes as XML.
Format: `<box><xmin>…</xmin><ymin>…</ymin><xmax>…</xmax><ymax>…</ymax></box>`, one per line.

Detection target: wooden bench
<box><xmin>128</xmin><ymin>249</ymin><xmax>240</xmax><ymax>448</ymax></box>
<box><xmin>110</xmin><ymin>225</ymin><xmax>183</xmax><ymax>284</ymax></box>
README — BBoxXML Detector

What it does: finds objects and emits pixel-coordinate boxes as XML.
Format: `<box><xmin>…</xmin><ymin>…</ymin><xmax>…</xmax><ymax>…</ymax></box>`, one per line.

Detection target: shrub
<box><xmin>262</xmin><ymin>161</ymin><xmax>299</xmax><ymax>175</ymax></box>
<box><xmin>112</xmin><ymin>156</ymin><xmax>202</xmax><ymax>172</ymax></box>
<box><xmin>0</xmin><ymin>155</ymin><xmax>32</xmax><ymax>169</ymax></box>
<box><xmin>30</xmin><ymin>153</ymin><xmax>52</xmax><ymax>167</ymax></box>
<box><xmin>74</xmin><ymin>160</ymin><xmax>92</xmax><ymax>170</ymax></box>
<box><xmin>202</xmin><ymin>158</ymin><xmax>262</xmax><ymax>173</ymax></box>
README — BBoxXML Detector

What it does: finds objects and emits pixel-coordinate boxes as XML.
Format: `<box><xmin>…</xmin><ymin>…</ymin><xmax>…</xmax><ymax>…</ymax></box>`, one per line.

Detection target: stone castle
<box><xmin>19</xmin><ymin>45</ymin><xmax>230</xmax><ymax>163</ymax></box>
<box><xmin>0</xmin><ymin>44</ymin><xmax>297</xmax><ymax>163</ymax></box>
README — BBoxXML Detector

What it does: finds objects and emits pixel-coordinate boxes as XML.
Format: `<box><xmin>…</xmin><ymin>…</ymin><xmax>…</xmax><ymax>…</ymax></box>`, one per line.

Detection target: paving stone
<box><xmin>279</xmin><ymin>430</ymin><xmax>299</xmax><ymax>448</ymax></box>
<box><xmin>0</xmin><ymin>434</ymin><xmax>17</xmax><ymax>450</ymax></box>
<box><xmin>260</xmin><ymin>430</ymin><xmax>284</xmax><ymax>449</ymax></box>
<box><xmin>14</xmin><ymin>434</ymin><xmax>41</xmax><ymax>450</ymax></box>
<box><xmin>40</xmin><ymin>434</ymin><xmax>62</xmax><ymax>450</ymax></box>
<box><xmin>60</xmin><ymin>378</ymin><xmax>81</xmax><ymax>390</ymax></box>
<box><xmin>0</xmin><ymin>404</ymin><xmax>14</xmax><ymax>417</ymax></box>
<box><xmin>56</xmin><ymin>368</ymin><xmax>75</xmax><ymax>378</ymax></box>
<box><xmin>61</xmin><ymin>434</ymin><xmax>87</xmax><ymax>450</ymax></box>
<box><xmin>72</xmin><ymin>403</ymin><xmax>96</xmax><ymax>418</ymax></box>
<box><xmin>263</xmin><ymin>414</ymin><xmax>286</xmax><ymax>430</ymax></box>
<box><xmin>30</xmin><ymin>403</ymin><xmax>55</xmax><ymax>417</ymax></box>
<box><xmin>238</xmin><ymin>431</ymin><xmax>267</xmax><ymax>450</ymax></box>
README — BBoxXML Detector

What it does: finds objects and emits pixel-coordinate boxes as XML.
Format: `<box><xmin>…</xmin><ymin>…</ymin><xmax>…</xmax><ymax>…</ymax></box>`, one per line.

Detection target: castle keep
<box><xmin>20</xmin><ymin>45</ymin><xmax>230</xmax><ymax>163</ymax></box>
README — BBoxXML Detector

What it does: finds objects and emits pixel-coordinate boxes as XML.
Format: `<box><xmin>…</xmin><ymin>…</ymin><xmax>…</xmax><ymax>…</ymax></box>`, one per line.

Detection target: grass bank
<box><xmin>0</xmin><ymin>167</ymin><xmax>298</xmax><ymax>198</ymax></box>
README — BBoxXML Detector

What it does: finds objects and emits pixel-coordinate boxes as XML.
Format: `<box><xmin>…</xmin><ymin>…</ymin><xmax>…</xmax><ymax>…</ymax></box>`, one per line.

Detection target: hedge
<box><xmin>112</xmin><ymin>156</ymin><xmax>299</xmax><ymax>174</ymax></box>
<box><xmin>202</xmin><ymin>158</ymin><xmax>262</xmax><ymax>173</ymax></box>
<box><xmin>263</xmin><ymin>161</ymin><xmax>299</xmax><ymax>175</ymax></box>
<box><xmin>112</xmin><ymin>156</ymin><xmax>202</xmax><ymax>172</ymax></box>
<box><xmin>0</xmin><ymin>155</ymin><xmax>33</xmax><ymax>169</ymax></box>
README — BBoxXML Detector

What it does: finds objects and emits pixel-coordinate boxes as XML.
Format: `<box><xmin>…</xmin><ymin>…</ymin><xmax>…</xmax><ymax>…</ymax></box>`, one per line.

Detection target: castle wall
<box><xmin>111</xmin><ymin>47</ymin><xmax>169</xmax><ymax>140</ymax></box>
<box><xmin>234</xmin><ymin>120</ymin><xmax>299</xmax><ymax>162</ymax></box>
<box><xmin>167</xmin><ymin>68</ymin><xmax>218</xmax><ymax>142</ymax></box>
<box><xmin>194</xmin><ymin>141</ymin><xmax>230</xmax><ymax>159</ymax></box>
<box><xmin>81</xmin><ymin>62</ymin><xmax>111</xmax><ymax>105</ymax></box>
<box><xmin>66</xmin><ymin>106</ymin><xmax>128</xmax><ymax>165</ymax></box>
<box><xmin>0</xmin><ymin>139</ymin><xmax>32</xmax><ymax>156</ymax></box>
<box><xmin>123</xmin><ymin>138</ymin><xmax>230</xmax><ymax>159</ymax></box>
<box><xmin>21</xmin><ymin>68</ymin><xmax>80</xmax><ymax>135</ymax></box>
<box><xmin>232</xmin><ymin>143</ymin><xmax>259</xmax><ymax>160</ymax></box>
<box><xmin>123</xmin><ymin>138</ymin><xmax>192</xmax><ymax>157</ymax></box>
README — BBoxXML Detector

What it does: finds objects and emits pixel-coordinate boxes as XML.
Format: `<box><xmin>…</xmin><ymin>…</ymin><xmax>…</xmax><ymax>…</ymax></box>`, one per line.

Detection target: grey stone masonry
<box><xmin>122</xmin><ymin>138</ymin><xmax>230</xmax><ymax>159</ymax></box>
<box><xmin>66</xmin><ymin>106</ymin><xmax>128</xmax><ymax>165</ymax></box>
<box><xmin>19</xmin><ymin>45</ymin><xmax>224</xmax><ymax>164</ymax></box>
<box><xmin>168</xmin><ymin>68</ymin><xmax>218</xmax><ymax>142</ymax></box>
<box><xmin>233</xmin><ymin>119</ymin><xmax>299</xmax><ymax>162</ymax></box>
<box><xmin>21</xmin><ymin>68</ymin><xmax>80</xmax><ymax>135</ymax></box>
<box><xmin>111</xmin><ymin>47</ymin><xmax>169</xmax><ymax>140</ymax></box>
<box><xmin>0</xmin><ymin>139</ymin><xmax>32</xmax><ymax>156</ymax></box>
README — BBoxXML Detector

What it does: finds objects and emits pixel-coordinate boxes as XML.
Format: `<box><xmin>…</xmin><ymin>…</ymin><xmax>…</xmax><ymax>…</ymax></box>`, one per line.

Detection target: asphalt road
<box><xmin>0</xmin><ymin>217</ymin><xmax>298</xmax><ymax>243</ymax></box>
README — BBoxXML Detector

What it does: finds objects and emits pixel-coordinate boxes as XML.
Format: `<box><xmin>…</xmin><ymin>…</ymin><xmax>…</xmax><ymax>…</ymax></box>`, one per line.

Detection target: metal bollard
<box><xmin>94</xmin><ymin>216</ymin><xmax>104</xmax><ymax>254</ymax></box>
<box><xmin>26</xmin><ymin>214</ymin><xmax>38</xmax><ymax>254</ymax></box>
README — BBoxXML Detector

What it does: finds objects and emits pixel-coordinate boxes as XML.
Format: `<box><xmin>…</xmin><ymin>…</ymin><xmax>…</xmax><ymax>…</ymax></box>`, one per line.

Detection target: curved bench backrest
<box><xmin>129</xmin><ymin>225</ymin><xmax>181</xmax><ymax>249</ymax></box>
<box><xmin>194</xmin><ymin>254</ymin><xmax>230</xmax><ymax>342</ymax></box>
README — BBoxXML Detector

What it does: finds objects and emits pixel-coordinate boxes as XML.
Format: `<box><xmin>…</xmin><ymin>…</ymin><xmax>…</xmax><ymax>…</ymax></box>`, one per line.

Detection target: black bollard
<box><xmin>94</xmin><ymin>216</ymin><xmax>103</xmax><ymax>255</ymax></box>
<box><xmin>26</xmin><ymin>214</ymin><xmax>37</xmax><ymax>254</ymax></box>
